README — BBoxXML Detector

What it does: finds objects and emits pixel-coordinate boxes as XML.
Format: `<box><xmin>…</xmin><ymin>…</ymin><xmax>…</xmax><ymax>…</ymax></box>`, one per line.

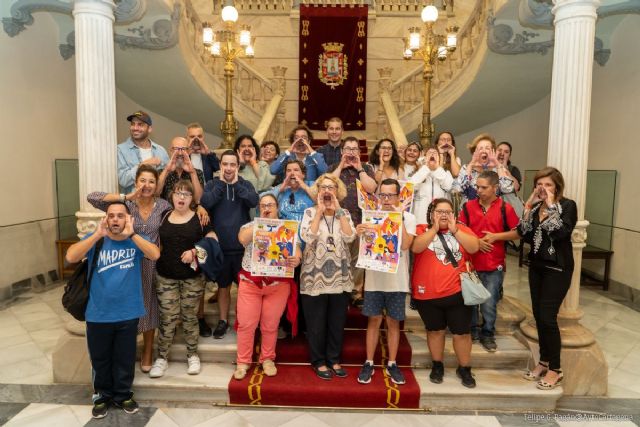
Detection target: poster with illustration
<box><xmin>251</xmin><ymin>218</ymin><xmax>299</xmax><ymax>278</ymax></box>
<box><xmin>356</xmin><ymin>179</ymin><xmax>414</xmax><ymax>213</ymax></box>
<box><xmin>356</xmin><ymin>210</ymin><xmax>403</xmax><ymax>274</ymax></box>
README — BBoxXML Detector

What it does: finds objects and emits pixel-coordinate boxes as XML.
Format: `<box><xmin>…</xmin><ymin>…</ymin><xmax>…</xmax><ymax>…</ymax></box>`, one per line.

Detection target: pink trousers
<box><xmin>236</xmin><ymin>279</ymin><xmax>290</xmax><ymax>364</ymax></box>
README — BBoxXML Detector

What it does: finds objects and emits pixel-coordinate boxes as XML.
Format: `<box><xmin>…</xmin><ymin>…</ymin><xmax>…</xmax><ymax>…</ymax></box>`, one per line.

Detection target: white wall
<box><xmin>457</xmin><ymin>15</ymin><xmax>640</xmax><ymax>291</ymax></box>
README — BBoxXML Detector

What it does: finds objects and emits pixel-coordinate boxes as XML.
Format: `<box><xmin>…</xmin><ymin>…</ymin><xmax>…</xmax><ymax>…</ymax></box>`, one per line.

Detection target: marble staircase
<box><xmin>132</xmin><ymin>290</ymin><xmax>563</xmax><ymax>411</ymax></box>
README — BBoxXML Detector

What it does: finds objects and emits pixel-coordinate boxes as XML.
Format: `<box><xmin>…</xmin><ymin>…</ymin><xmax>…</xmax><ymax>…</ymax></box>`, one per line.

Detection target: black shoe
<box><xmin>331</xmin><ymin>365</ymin><xmax>348</xmax><ymax>378</ymax></box>
<box><xmin>429</xmin><ymin>361</ymin><xmax>444</xmax><ymax>384</ymax></box>
<box><xmin>480</xmin><ymin>336</ymin><xmax>497</xmax><ymax>352</ymax></box>
<box><xmin>92</xmin><ymin>401</ymin><xmax>109</xmax><ymax>419</ymax></box>
<box><xmin>313</xmin><ymin>365</ymin><xmax>333</xmax><ymax>380</ymax></box>
<box><xmin>212</xmin><ymin>320</ymin><xmax>229</xmax><ymax>339</ymax></box>
<box><xmin>198</xmin><ymin>318</ymin><xmax>212</xmax><ymax>337</ymax></box>
<box><xmin>409</xmin><ymin>298</ymin><xmax>417</xmax><ymax>311</ymax></box>
<box><xmin>456</xmin><ymin>366</ymin><xmax>476</xmax><ymax>388</ymax></box>
<box><xmin>114</xmin><ymin>397</ymin><xmax>139</xmax><ymax>414</ymax></box>
<box><xmin>471</xmin><ymin>332</ymin><xmax>480</xmax><ymax>343</ymax></box>
<box><xmin>357</xmin><ymin>361</ymin><xmax>374</xmax><ymax>384</ymax></box>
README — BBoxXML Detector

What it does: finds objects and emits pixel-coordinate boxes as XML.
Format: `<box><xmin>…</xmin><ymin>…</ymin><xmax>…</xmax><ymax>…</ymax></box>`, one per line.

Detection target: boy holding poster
<box><xmin>355</xmin><ymin>179</ymin><xmax>416</xmax><ymax>385</ymax></box>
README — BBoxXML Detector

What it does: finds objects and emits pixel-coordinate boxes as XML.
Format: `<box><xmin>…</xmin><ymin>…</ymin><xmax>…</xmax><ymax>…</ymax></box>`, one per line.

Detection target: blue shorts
<box><xmin>362</xmin><ymin>291</ymin><xmax>407</xmax><ymax>321</ymax></box>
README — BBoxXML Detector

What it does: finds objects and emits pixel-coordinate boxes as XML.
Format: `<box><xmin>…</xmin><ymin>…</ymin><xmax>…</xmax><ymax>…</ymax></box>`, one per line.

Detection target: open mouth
<box><xmin>323</xmin><ymin>195</ymin><xmax>332</xmax><ymax>203</ymax></box>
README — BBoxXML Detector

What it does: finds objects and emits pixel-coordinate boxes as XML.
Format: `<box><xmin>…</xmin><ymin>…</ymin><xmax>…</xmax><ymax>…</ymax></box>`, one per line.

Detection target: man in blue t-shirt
<box><xmin>66</xmin><ymin>202</ymin><xmax>160</xmax><ymax>419</ymax></box>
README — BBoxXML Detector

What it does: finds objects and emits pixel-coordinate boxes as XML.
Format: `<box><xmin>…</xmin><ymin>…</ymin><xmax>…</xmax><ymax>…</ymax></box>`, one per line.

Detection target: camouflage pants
<box><xmin>156</xmin><ymin>274</ymin><xmax>205</xmax><ymax>359</ymax></box>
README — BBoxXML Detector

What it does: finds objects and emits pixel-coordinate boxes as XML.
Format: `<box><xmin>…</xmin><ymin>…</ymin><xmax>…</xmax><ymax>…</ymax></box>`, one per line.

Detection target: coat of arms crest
<box><xmin>318</xmin><ymin>42</ymin><xmax>348</xmax><ymax>89</ymax></box>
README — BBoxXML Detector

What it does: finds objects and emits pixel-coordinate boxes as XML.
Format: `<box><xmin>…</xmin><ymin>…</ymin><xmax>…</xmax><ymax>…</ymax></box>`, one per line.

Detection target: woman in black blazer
<box><xmin>518</xmin><ymin>167</ymin><xmax>577</xmax><ymax>390</ymax></box>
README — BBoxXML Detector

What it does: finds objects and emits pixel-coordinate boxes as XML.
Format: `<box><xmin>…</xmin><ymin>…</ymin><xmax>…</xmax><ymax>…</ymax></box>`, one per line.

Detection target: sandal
<box><xmin>523</xmin><ymin>361</ymin><xmax>549</xmax><ymax>381</ymax></box>
<box><xmin>234</xmin><ymin>363</ymin><xmax>250</xmax><ymax>380</ymax></box>
<box><xmin>536</xmin><ymin>369</ymin><xmax>563</xmax><ymax>390</ymax></box>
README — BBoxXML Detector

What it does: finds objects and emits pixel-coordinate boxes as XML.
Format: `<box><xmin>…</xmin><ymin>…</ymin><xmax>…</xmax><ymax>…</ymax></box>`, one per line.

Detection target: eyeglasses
<box><xmin>294</xmin><ymin>135</ymin><xmax>309</xmax><ymax>141</ymax></box>
<box><xmin>378</xmin><ymin>146</ymin><xmax>393</xmax><ymax>151</ymax></box>
<box><xmin>175</xmin><ymin>191</ymin><xmax>193</xmax><ymax>198</ymax></box>
<box><xmin>171</xmin><ymin>147</ymin><xmax>188</xmax><ymax>151</ymax></box>
<box><xmin>343</xmin><ymin>147</ymin><xmax>359</xmax><ymax>153</ymax></box>
<box><xmin>434</xmin><ymin>209</ymin><xmax>453</xmax><ymax>215</ymax></box>
<box><xmin>319</xmin><ymin>185</ymin><xmax>337</xmax><ymax>191</ymax></box>
<box><xmin>259</xmin><ymin>202</ymin><xmax>277</xmax><ymax>209</ymax></box>
<box><xmin>379</xmin><ymin>193</ymin><xmax>398</xmax><ymax>199</ymax></box>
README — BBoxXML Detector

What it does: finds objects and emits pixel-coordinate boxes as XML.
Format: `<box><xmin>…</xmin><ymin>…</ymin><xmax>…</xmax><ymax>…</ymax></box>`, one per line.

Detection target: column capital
<box><xmin>73</xmin><ymin>0</ymin><xmax>116</xmax><ymax>20</ymax></box>
<box><xmin>552</xmin><ymin>0</ymin><xmax>600</xmax><ymax>23</ymax></box>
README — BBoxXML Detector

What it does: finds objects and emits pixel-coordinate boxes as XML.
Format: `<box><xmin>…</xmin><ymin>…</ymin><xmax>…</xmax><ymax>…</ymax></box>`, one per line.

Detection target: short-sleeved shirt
<box><xmin>363</xmin><ymin>212</ymin><xmax>417</xmax><ymax>293</ymax></box>
<box><xmin>85</xmin><ymin>235</ymin><xmax>146</xmax><ymax>323</ymax></box>
<box><xmin>457</xmin><ymin>198</ymin><xmax>519</xmax><ymax>272</ymax></box>
<box><xmin>157</xmin><ymin>213</ymin><xmax>214</xmax><ymax>279</ymax></box>
<box><xmin>411</xmin><ymin>224</ymin><xmax>474</xmax><ymax>300</ymax></box>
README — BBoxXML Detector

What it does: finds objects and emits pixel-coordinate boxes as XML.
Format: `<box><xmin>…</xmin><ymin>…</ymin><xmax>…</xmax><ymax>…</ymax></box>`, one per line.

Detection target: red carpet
<box><xmin>228</xmin><ymin>364</ymin><xmax>420</xmax><ymax>408</ymax></box>
<box><xmin>228</xmin><ymin>308</ymin><xmax>421</xmax><ymax>408</ymax></box>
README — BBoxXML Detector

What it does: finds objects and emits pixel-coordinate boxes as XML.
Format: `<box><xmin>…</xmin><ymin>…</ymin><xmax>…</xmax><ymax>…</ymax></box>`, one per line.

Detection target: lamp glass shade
<box><xmin>409</xmin><ymin>31</ymin><xmax>421</xmax><ymax>51</ymax></box>
<box><xmin>421</xmin><ymin>5</ymin><xmax>438</xmax><ymax>23</ymax></box>
<box><xmin>437</xmin><ymin>45</ymin><xmax>447</xmax><ymax>59</ymax></box>
<box><xmin>447</xmin><ymin>33</ymin><xmax>457</xmax><ymax>48</ymax></box>
<box><xmin>403</xmin><ymin>47</ymin><xmax>413</xmax><ymax>59</ymax></box>
<box><xmin>221</xmin><ymin>5</ymin><xmax>239</xmax><ymax>22</ymax></box>
<box><xmin>239</xmin><ymin>28</ymin><xmax>251</xmax><ymax>47</ymax></box>
<box><xmin>203</xmin><ymin>26</ymin><xmax>214</xmax><ymax>46</ymax></box>
<box><xmin>245</xmin><ymin>44</ymin><xmax>255</xmax><ymax>58</ymax></box>
<box><xmin>211</xmin><ymin>42</ymin><xmax>221</xmax><ymax>56</ymax></box>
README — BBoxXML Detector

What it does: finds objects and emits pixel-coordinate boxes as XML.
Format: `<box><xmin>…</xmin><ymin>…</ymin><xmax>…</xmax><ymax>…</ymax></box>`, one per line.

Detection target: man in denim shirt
<box><xmin>117</xmin><ymin>111</ymin><xmax>169</xmax><ymax>193</ymax></box>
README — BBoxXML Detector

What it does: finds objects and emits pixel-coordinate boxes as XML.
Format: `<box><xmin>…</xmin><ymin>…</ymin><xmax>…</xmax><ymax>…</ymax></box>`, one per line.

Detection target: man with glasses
<box><xmin>355</xmin><ymin>178</ymin><xmax>416</xmax><ymax>385</ymax></box>
<box><xmin>270</xmin><ymin>125</ymin><xmax>328</xmax><ymax>183</ymax></box>
<box><xmin>316</xmin><ymin>117</ymin><xmax>344</xmax><ymax>167</ymax></box>
<box><xmin>330</xmin><ymin>136</ymin><xmax>377</xmax><ymax>307</ymax></box>
<box><xmin>117</xmin><ymin>111</ymin><xmax>169</xmax><ymax>193</ymax></box>
<box><xmin>157</xmin><ymin>137</ymin><xmax>205</xmax><ymax>202</ymax></box>
<box><xmin>457</xmin><ymin>170</ymin><xmax>519</xmax><ymax>352</ymax></box>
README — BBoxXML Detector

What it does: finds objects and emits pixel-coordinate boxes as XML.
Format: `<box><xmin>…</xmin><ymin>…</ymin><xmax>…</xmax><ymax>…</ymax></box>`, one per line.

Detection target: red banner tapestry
<box><xmin>298</xmin><ymin>6</ymin><xmax>368</xmax><ymax>131</ymax></box>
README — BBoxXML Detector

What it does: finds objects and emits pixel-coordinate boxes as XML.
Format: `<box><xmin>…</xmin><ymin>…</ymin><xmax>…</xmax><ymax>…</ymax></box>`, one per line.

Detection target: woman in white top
<box><xmin>409</xmin><ymin>146</ymin><xmax>455</xmax><ymax>224</ymax></box>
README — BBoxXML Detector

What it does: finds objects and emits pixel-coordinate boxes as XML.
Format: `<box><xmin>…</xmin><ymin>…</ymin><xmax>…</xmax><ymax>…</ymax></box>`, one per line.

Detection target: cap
<box><xmin>126</xmin><ymin>111</ymin><xmax>152</xmax><ymax>126</ymax></box>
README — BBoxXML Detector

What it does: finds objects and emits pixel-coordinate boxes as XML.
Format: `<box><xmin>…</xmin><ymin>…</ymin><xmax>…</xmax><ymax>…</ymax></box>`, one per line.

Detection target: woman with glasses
<box><xmin>300</xmin><ymin>174</ymin><xmax>356</xmax><ymax>380</ymax></box>
<box><xmin>411</xmin><ymin>198</ymin><xmax>480</xmax><ymax>388</ymax></box>
<box><xmin>234</xmin><ymin>135</ymin><xmax>275</xmax><ymax>193</ymax></box>
<box><xmin>368</xmin><ymin>138</ymin><xmax>404</xmax><ymax>190</ymax></box>
<box><xmin>148</xmin><ymin>180</ymin><xmax>218</xmax><ymax>378</ymax></box>
<box><xmin>87</xmin><ymin>164</ymin><xmax>171</xmax><ymax>373</ymax></box>
<box><xmin>270</xmin><ymin>124</ymin><xmax>328</xmax><ymax>184</ymax></box>
<box><xmin>233</xmin><ymin>194</ymin><xmax>302</xmax><ymax>380</ymax></box>
<box><xmin>259</xmin><ymin>140</ymin><xmax>280</xmax><ymax>165</ymax></box>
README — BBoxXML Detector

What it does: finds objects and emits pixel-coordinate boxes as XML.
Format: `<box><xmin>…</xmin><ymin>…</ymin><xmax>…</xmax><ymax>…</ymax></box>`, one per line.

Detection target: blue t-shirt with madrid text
<box><xmin>84</xmin><ymin>234</ymin><xmax>146</xmax><ymax>323</ymax></box>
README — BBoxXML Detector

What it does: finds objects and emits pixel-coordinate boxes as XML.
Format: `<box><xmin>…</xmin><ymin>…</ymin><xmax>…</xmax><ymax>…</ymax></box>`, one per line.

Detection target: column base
<box><xmin>516</xmin><ymin>329</ymin><xmax>607</xmax><ymax>396</ymax></box>
<box><xmin>76</xmin><ymin>211</ymin><xmax>104</xmax><ymax>239</ymax></box>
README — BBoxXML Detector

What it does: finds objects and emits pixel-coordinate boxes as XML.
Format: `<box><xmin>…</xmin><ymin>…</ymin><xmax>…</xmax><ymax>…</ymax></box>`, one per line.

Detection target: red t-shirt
<box><xmin>458</xmin><ymin>198</ymin><xmax>519</xmax><ymax>272</ymax></box>
<box><xmin>411</xmin><ymin>224</ymin><xmax>474</xmax><ymax>300</ymax></box>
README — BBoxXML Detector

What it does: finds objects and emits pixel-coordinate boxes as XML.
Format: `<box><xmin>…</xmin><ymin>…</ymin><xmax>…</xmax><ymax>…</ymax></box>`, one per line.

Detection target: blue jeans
<box><xmin>471</xmin><ymin>270</ymin><xmax>504</xmax><ymax>338</ymax></box>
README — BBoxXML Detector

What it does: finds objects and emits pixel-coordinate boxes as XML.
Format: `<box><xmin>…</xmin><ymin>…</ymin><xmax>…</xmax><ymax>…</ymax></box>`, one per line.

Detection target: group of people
<box><xmin>67</xmin><ymin>110</ymin><xmax>577</xmax><ymax>419</ymax></box>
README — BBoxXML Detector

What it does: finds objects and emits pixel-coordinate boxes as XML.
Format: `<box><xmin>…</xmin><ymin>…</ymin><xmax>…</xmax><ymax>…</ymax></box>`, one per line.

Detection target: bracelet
<box><xmin>524</xmin><ymin>203</ymin><xmax>532</xmax><ymax>210</ymax></box>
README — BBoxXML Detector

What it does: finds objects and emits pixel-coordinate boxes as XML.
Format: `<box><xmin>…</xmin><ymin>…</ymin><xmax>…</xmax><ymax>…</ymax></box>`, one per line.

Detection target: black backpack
<box><xmin>62</xmin><ymin>238</ymin><xmax>104</xmax><ymax>321</ymax></box>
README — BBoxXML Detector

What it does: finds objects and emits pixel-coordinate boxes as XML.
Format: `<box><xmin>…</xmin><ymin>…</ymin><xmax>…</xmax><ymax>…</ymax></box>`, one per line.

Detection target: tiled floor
<box><xmin>1</xmin><ymin>255</ymin><xmax>640</xmax><ymax>425</ymax></box>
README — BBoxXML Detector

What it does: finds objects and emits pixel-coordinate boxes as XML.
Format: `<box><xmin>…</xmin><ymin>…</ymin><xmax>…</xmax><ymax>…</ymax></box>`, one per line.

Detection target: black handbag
<box><xmin>62</xmin><ymin>238</ymin><xmax>104</xmax><ymax>321</ymax></box>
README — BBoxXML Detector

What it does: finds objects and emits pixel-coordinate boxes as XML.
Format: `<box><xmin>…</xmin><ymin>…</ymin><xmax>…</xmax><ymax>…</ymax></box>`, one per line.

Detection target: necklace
<box><xmin>323</xmin><ymin>214</ymin><xmax>336</xmax><ymax>252</ymax></box>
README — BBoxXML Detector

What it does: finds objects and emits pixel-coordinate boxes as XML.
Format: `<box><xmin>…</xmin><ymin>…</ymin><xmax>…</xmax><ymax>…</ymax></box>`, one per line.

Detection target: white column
<box><xmin>545</xmin><ymin>0</ymin><xmax>599</xmax><ymax>346</ymax></box>
<box><xmin>73</xmin><ymin>0</ymin><xmax>118</xmax><ymax>237</ymax></box>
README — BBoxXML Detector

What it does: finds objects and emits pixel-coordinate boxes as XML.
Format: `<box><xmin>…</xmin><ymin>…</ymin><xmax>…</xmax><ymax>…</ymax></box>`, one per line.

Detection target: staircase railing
<box><xmin>382</xmin><ymin>0</ymin><xmax>493</xmax><ymax>133</ymax></box>
<box><xmin>181</xmin><ymin>0</ymin><xmax>283</xmax><ymax>130</ymax></box>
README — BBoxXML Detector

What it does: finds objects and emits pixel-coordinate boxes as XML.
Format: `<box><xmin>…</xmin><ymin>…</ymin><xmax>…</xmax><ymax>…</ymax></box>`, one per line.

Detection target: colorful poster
<box><xmin>356</xmin><ymin>210</ymin><xmax>403</xmax><ymax>274</ymax></box>
<box><xmin>356</xmin><ymin>179</ymin><xmax>414</xmax><ymax>213</ymax></box>
<box><xmin>251</xmin><ymin>218</ymin><xmax>299</xmax><ymax>278</ymax></box>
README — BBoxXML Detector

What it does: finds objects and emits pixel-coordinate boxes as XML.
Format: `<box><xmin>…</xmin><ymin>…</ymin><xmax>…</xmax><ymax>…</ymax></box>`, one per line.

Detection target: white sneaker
<box><xmin>149</xmin><ymin>358</ymin><xmax>168</xmax><ymax>378</ymax></box>
<box><xmin>187</xmin><ymin>354</ymin><xmax>201</xmax><ymax>375</ymax></box>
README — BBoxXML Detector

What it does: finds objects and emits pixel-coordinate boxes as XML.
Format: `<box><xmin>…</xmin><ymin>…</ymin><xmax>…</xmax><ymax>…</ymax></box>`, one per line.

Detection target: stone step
<box><xmin>160</xmin><ymin>328</ymin><xmax>529</xmax><ymax>370</ymax></box>
<box><xmin>132</xmin><ymin>362</ymin><xmax>561</xmax><ymax>411</ymax></box>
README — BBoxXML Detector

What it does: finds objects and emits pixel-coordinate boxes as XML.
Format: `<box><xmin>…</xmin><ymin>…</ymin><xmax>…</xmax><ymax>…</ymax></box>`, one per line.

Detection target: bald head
<box><xmin>170</xmin><ymin>137</ymin><xmax>189</xmax><ymax>169</ymax></box>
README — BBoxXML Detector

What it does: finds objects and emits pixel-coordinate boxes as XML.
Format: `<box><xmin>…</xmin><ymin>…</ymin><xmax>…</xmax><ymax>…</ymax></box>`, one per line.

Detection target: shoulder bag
<box><xmin>62</xmin><ymin>238</ymin><xmax>104</xmax><ymax>321</ymax></box>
